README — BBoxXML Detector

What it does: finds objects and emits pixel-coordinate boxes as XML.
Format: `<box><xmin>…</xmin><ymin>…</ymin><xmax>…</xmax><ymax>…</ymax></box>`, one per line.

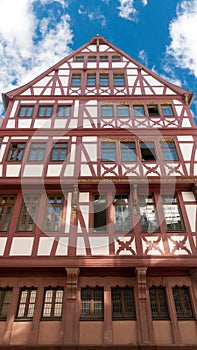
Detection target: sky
<box><xmin>0</xmin><ymin>0</ymin><xmax>197</xmax><ymax>124</ymax></box>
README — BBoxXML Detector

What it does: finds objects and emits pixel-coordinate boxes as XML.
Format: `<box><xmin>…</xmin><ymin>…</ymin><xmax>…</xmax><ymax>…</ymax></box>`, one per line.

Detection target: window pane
<box><xmin>101</xmin><ymin>143</ymin><xmax>116</xmax><ymax>161</ymax></box>
<box><xmin>71</xmin><ymin>74</ymin><xmax>81</xmax><ymax>87</ymax></box>
<box><xmin>112</xmin><ymin>56</ymin><xmax>121</xmax><ymax>61</ymax></box>
<box><xmin>100</xmin><ymin>56</ymin><xmax>108</xmax><ymax>61</ymax></box>
<box><xmin>93</xmin><ymin>195</ymin><xmax>107</xmax><ymax>231</ymax></box>
<box><xmin>88</xmin><ymin>56</ymin><xmax>96</xmax><ymax>61</ymax></box>
<box><xmin>162</xmin><ymin>105</ymin><xmax>174</xmax><ymax>116</ymax></box>
<box><xmin>140</xmin><ymin>142</ymin><xmax>157</xmax><ymax>161</ymax></box>
<box><xmin>81</xmin><ymin>287</ymin><xmax>103</xmax><ymax>319</ymax></box>
<box><xmin>42</xmin><ymin>288</ymin><xmax>63</xmax><ymax>318</ymax></box>
<box><xmin>148</xmin><ymin>105</ymin><xmax>159</xmax><ymax>116</ymax></box>
<box><xmin>99</xmin><ymin>74</ymin><xmax>109</xmax><ymax>86</ymax></box>
<box><xmin>37</xmin><ymin>106</ymin><xmax>53</xmax><ymax>117</ymax></box>
<box><xmin>139</xmin><ymin>195</ymin><xmax>159</xmax><ymax>232</ymax></box>
<box><xmin>113</xmin><ymin>74</ymin><xmax>125</xmax><ymax>86</ymax></box>
<box><xmin>0</xmin><ymin>288</ymin><xmax>12</xmax><ymax>319</ymax></box>
<box><xmin>50</xmin><ymin>143</ymin><xmax>68</xmax><ymax>161</ymax></box>
<box><xmin>121</xmin><ymin>143</ymin><xmax>136</xmax><ymax>161</ymax></box>
<box><xmin>117</xmin><ymin>105</ymin><xmax>130</xmax><ymax>117</ymax></box>
<box><xmin>162</xmin><ymin>195</ymin><xmax>184</xmax><ymax>231</ymax></box>
<box><xmin>113</xmin><ymin>195</ymin><xmax>132</xmax><ymax>232</ymax></box>
<box><xmin>7</xmin><ymin>143</ymin><xmax>26</xmax><ymax>161</ymax></box>
<box><xmin>101</xmin><ymin>105</ymin><xmax>113</xmax><ymax>117</ymax></box>
<box><xmin>173</xmin><ymin>287</ymin><xmax>194</xmax><ymax>319</ymax></box>
<box><xmin>112</xmin><ymin>287</ymin><xmax>136</xmax><ymax>319</ymax></box>
<box><xmin>0</xmin><ymin>195</ymin><xmax>16</xmax><ymax>232</ymax></box>
<box><xmin>18</xmin><ymin>106</ymin><xmax>34</xmax><ymax>117</ymax></box>
<box><xmin>44</xmin><ymin>195</ymin><xmax>63</xmax><ymax>232</ymax></box>
<box><xmin>149</xmin><ymin>286</ymin><xmax>169</xmax><ymax>319</ymax></box>
<box><xmin>28</xmin><ymin>143</ymin><xmax>46</xmax><ymax>161</ymax></box>
<box><xmin>17</xmin><ymin>289</ymin><xmax>37</xmax><ymax>319</ymax></box>
<box><xmin>87</xmin><ymin>74</ymin><xmax>96</xmax><ymax>87</ymax></box>
<box><xmin>75</xmin><ymin>56</ymin><xmax>84</xmax><ymax>61</ymax></box>
<box><xmin>133</xmin><ymin>106</ymin><xmax>145</xmax><ymax>117</ymax></box>
<box><xmin>57</xmin><ymin>105</ymin><xmax>71</xmax><ymax>117</ymax></box>
<box><xmin>160</xmin><ymin>142</ymin><xmax>179</xmax><ymax>161</ymax></box>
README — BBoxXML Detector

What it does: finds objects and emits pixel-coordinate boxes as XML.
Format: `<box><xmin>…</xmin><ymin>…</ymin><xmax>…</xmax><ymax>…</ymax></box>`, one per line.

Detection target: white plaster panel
<box><xmin>33</xmin><ymin>77</ymin><xmax>51</xmax><ymax>86</ymax></box>
<box><xmin>173</xmin><ymin>100</ymin><xmax>182</xmax><ymax>105</ymax></box>
<box><xmin>83</xmin><ymin>120</ymin><xmax>93</xmax><ymax>128</ymax></box>
<box><xmin>80</xmin><ymin>165</ymin><xmax>92</xmax><ymax>176</ymax></box>
<box><xmin>37</xmin><ymin>237</ymin><xmax>54</xmax><ymax>255</ymax></box>
<box><xmin>65</xmin><ymin>192</ymin><xmax>72</xmax><ymax>233</ymax></box>
<box><xmin>79</xmin><ymin>192</ymin><xmax>89</xmax><ymax>202</ymax></box>
<box><xmin>10</xmin><ymin>101</ymin><xmax>19</xmax><ymax>118</ymax></box>
<box><xmin>179</xmin><ymin>144</ymin><xmax>193</xmax><ymax>161</ymax></box>
<box><xmin>70</xmin><ymin>62</ymin><xmax>84</xmax><ymax>68</ymax></box>
<box><xmin>11</xmin><ymin>136</ymin><xmax>28</xmax><ymax>140</ymax></box>
<box><xmin>175</xmin><ymin>106</ymin><xmax>183</xmax><ymax>115</ymax></box>
<box><xmin>99</xmin><ymin>44</ymin><xmax>109</xmax><ymax>51</ymax></box>
<box><xmin>59</xmin><ymin>76</ymin><xmax>69</xmax><ymax>86</ymax></box>
<box><xmin>33</xmin><ymin>119</ymin><xmax>52</xmax><ymax>128</ymax></box>
<box><xmin>134</xmin><ymin>88</ymin><xmax>142</xmax><ymax>95</ymax></box>
<box><xmin>63</xmin><ymin>164</ymin><xmax>74</xmax><ymax>177</ymax></box>
<box><xmin>181</xmin><ymin>119</ymin><xmax>191</xmax><ymax>127</ymax></box>
<box><xmin>10</xmin><ymin>237</ymin><xmax>34</xmax><ymax>256</ymax></box>
<box><xmin>182</xmin><ymin>192</ymin><xmax>195</xmax><ymax>201</ymax></box>
<box><xmin>47</xmin><ymin>164</ymin><xmax>62</xmax><ymax>177</ymax></box>
<box><xmin>127</xmin><ymin>63</ymin><xmax>138</xmax><ymax>68</ymax></box>
<box><xmin>194</xmin><ymin>164</ymin><xmax>197</xmax><ymax>175</ymax></box>
<box><xmin>76</xmin><ymin>237</ymin><xmax>86</xmax><ymax>255</ymax></box>
<box><xmin>89</xmin><ymin>237</ymin><xmax>109</xmax><ymax>255</ymax></box>
<box><xmin>0</xmin><ymin>165</ymin><xmax>3</xmax><ymax>176</ymax></box>
<box><xmin>144</xmin><ymin>87</ymin><xmax>154</xmax><ymax>95</ymax></box>
<box><xmin>99</xmin><ymin>63</ymin><xmax>109</xmax><ymax>68</ymax></box>
<box><xmin>185</xmin><ymin>205</ymin><xmax>197</xmax><ymax>232</ymax></box>
<box><xmin>6</xmin><ymin>164</ymin><xmax>21</xmax><ymax>177</ymax></box>
<box><xmin>112</xmin><ymin>62</ymin><xmax>126</xmax><ymax>68</ymax></box>
<box><xmin>6</xmin><ymin>120</ymin><xmax>15</xmax><ymax>128</ymax></box>
<box><xmin>82</xmin><ymin>137</ymin><xmax>97</xmax><ymax>142</ymax></box>
<box><xmin>54</xmin><ymin>88</ymin><xmax>62</xmax><ymax>95</ymax></box>
<box><xmin>31</xmin><ymin>136</ymin><xmax>48</xmax><ymax>140</ymax></box>
<box><xmin>59</xmin><ymin>63</ymin><xmax>69</xmax><ymax>68</ymax></box>
<box><xmin>153</xmin><ymin>87</ymin><xmax>164</xmax><ymax>94</ymax></box>
<box><xmin>18</xmin><ymin>119</ymin><xmax>32</xmax><ymax>128</ymax></box>
<box><xmin>54</xmin><ymin>120</ymin><xmax>67</xmax><ymax>128</ymax></box>
<box><xmin>195</xmin><ymin>150</ymin><xmax>197</xmax><ymax>161</ymax></box>
<box><xmin>87</xmin><ymin>63</ymin><xmax>97</xmax><ymax>69</ymax></box>
<box><xmin>185</xmin><ymin>163</ymin><xmax>190</xmax><ymax>176</ymax></box>
<box><xmin>83</xmin><ymin>144</ymin><xmax>97</xmax><ymax>160</ymax></box>
<box><xmin>3</xmin><ymin>137</ymin><xmax>9</xmax><ymax>142</ymax></box>
<box><xmin>33</xmin><ymin>88</ymin><xmax>43</xmax><ymax>95</ymax></box>
<box><xmin>144</xmin><ymin>76</ymin><xmax>163</xmax><ymax>86</ymax></box>
<box><xmin>43</xmin><ymin>88</ymin><xmax>52</xmax><ymax>95</ymax></box>
<box><xmin>79</xmin><ymin>205</ymin><xmax>89</xmax><ymax>229</ymax></box>
<box><xmin>0</xmin><ymin>238</ymin><xmax>7</xmax><ymax>255</ymax></box>
<box><xmin>69</xmin><ymin>119</ymin><xmax>78</xmax><ymax>129</ymax></box>
<box><xmin>177</xmin><ymin>136</ymin><xmax>194</xmax><ymax>141</ymax></box>
<box><xmin>85</xmin><ymin>106</ymin><xmax>98</xmax><ymax>118</ymax></box>
<box><xmin>166</xmin><ymin>88</ymin><xmax>176</xmax><ymax>95</ymax></box>
<box><xmin>55</xmin><ymin>237</ymin><xmax>69</xmax><ymax>256</ymax></box>
<box><xmin>23</xmin><ymin>165</ymin><xmax>44</xmax><ymax>177</ymax></box>
<box><xmin>69</xmin><ymin>144</ymin><xmax>76</xmax><ymax>162</ymax></box>
<box><xmin>0</xmin><ymin>144</ymin><xmax>6</xmax><ymax>162</ymax></box>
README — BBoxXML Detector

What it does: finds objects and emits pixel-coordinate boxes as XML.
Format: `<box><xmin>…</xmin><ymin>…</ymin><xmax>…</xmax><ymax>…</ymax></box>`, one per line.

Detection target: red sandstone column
<box><xmin>104</xmin><ymin>285</ymin><xmax>113</xmax><ymax>344</ymax></box>
<box><xmin>135</xmin><ymin>267</ymin><xmax>155</xmax><ymax>345</ymax></box>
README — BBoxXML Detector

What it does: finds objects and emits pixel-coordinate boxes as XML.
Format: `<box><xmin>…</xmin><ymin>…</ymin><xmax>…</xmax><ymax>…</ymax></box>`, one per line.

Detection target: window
<box><xmin>88</xmin><ymin>56</ymin><xmax>97</xmax><ymax>62</ymax></box>
<box><xmin>133</xmin><ymin>105</ymin><xmax>145</xmax><ymax>117</ymax></box>
<box><xmin>149</xmin><ymin>286</ymin><xmax>169</xmax><ymax>319</ymax></box>
<box><xmin>75</xmin><ymin>56</ymin><xmax>84</xmax><ymax>61</ymax></box>
<box><xmin>0</xmin><ymin>195</ymin><xmax>16</xmax><ymax>232</ymax></box>
<box><xmin>160</xmin><ymin>141</ymin><xmax>179</xmax><ymax>161</ymax></box>
<box><xmin>113</xmin><ymin>195</ymin><xmax>132</xmax><ymax>232</ymax></box>
<box><xmin>71</xmin><ymin>74</ymin><xmax>81</xmax><ymax>87</ymax></box>
<box><xmin>93</xmin><ymin>194</ymin><xmax>107</xmax><ymax>232</ymax></box>
<box><xmin>37</xmin><ymin>105</ymin><xmax>53</xmax><ymax>117</ymax></box>
<box><xmin>56</xmin><ymin>105</ymin><xmax>72</xmax><ymax>117</ymax></box>
<box><xmin>99</xmin><ymin>73</ymin><xmax>109</xmax><ymax>86</ymax></box>
<box><xmin>81</xmin><ymin>287</ymin><xmax>104</xmax><ymax>320</ymax></box>
<box><xmin>162</xmin><ymin>195</ymin><xmax>184</xmax><ymax>231</ymax></box>
<box><xmin>44</xmin><ymin>195</ymin><xmax>63</xmax><ymax>232</ymax></box>
<box><xmin>147</xmin><ymin>105</ymin><xmax>159</xmax><ymax>116</ymax></box>
<box><xmin>161</xmin><ymin>105</ymin><xmax>174</xmax><ymax>116</ymax></box>
<box><xmin>87</xmin><ymin>73</ymin><xmax>96</xmax><ymax>87</ymax></box>
<box><xmin>50</xmin><ymin>143</ymin><xmax>68</xmax><ymax>161</ymax></box>
<box><xmin>173</xmin><ymin>286</ymin><xmax>194</xmax><ymax>319</ymax></box>
<box><xmin>121</xmin><ymin>142</ymin><xmax>136</xmax><ymax>161</ymax></box>
<box><xmin>113</xmin><ymin>73</ymin><xmax>125</xmax><ymax>87</ymax></box>
<box><xmin>101</xmin><ymin>142</ymin><xmax>116</xmax><ymax>161</ymax></box>
<box><xmin>28</xmin><ymin>143</ymin><xmax>46</xmax><ymax>161</ymax></box>
<box><xmin>17</xmin><ymin>195</ymin><xmax>40</xmax><ymax>232</ymax></box>
<box><xmin>100</xmin><ymin>56</ymin><xmax>108</xmax><ymax>61</ymax></box>
<box><xmin>101</xmin><ymin>105</ymin><xmax>114</xmax><ymax>117</ymax></box>
<box><xmin>117</xmin><ymin>105</ymin><xmax>130</xmax><ymax>117</ymax></box>
<box><xmin>16</xmin><ymin>288</ymin><xmax>37</xmax><ymax>319</ymax></box>
<box><xmin>18</xmin><ymin>106</ymin><xmax>34</xmax><ymax>117</ymax></box>
<box><xmin>139</xmin><ymin>194</ymin><xmax>159</xmax><ymax>232</ymax></box>
<box><xmin>0</xmin><ymin>288</ymin><xmax>12</xmax><ymax>320</ymax></box>
<box><xmin>140</xmin><ymin>142</ymin><xmax>157</xmax><ymax>161</ymax></box>
<box><xmin>7</xmin><ymin>143</ymin><xmax>26</xmax><ymax>161</ymax></box>
<box><xmin>42</xmin><ymin>287</ymin><xmax>64</xmax><ymax>319</ymax></box>
<box><xmin>112</xmin><ymin>55</ymin><xmax>121</xmax><ymax>61</ymax></box>
<box><xmin>112</xmin><ymin>287</ymin><xmax>136</xmax><ymax>320</ymax></box>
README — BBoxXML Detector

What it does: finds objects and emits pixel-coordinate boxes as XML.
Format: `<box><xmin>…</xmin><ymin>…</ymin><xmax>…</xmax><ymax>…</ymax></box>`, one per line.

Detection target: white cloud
<box><xmin>0</xmin><ymin>0</ymin><xmax>73</xmax><ymax>117</ymax></box>
<box><xmin>78</xmin><ymin>5</ymin><xmax>107</xmax><ymax>27</ymax></box>
<box><xmin>138</xmin><ymin>49</ymin><xmax>148</xmax><ymax>66</ymax></box>
<box><xmin>117</xmin><ymin>0</ymin><xmax>148</xmax><ymax>21</ymax></box>
<box><xmin>166</xmin><ymin>0</ymin><xmax>197</xmax><ymax>77</ymax></box>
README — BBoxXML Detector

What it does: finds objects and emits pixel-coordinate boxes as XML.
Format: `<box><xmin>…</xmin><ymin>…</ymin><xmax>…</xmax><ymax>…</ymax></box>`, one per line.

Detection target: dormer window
<box><xmin>75</xmin><ymin>56</ymin><xmax>84</xmax><ymax>62</ymax></box>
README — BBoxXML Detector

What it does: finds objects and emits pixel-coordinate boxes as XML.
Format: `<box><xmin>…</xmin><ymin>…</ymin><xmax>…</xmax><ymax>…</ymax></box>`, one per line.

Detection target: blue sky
<box><xmin>0</xmin><ymin>0</ymin><xmax>197</xmax><ymax>124</ymax></box>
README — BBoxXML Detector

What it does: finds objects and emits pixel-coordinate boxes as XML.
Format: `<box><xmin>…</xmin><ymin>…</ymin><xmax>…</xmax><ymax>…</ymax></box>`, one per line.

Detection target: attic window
<box><xmin>75</xmin><ymin>56</ymin><xmax>84</xmax><ymax>62</ymax></box>
<box><xmin>100</xmin><ymin>56</ymin><xmax>108</xmax><ymax>61</ymax></box>
<box><xmin>147</xmin><ymin>105</ymin><xmax>159</xmax><ymax>117</ymax></box>
<box><xmin>112</xmin><ymin>55</ymin><xmax>121</xmax><ymax>61</ymax></box>
<box><xmin>88</xmin><ymin>56</ymin><xmax>97</xmax><ymax>62</ymax></box>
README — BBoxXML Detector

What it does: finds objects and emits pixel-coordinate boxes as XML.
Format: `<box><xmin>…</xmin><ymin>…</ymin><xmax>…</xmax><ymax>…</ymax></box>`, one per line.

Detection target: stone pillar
<box><xmin>63</xmin><ymin>267</ymin><xmax>80</xmax><ymax>345</ymax></box>
<box><xmin>104</xmin><ymin>285</ymin><xmax>113</xmax><ymax>344</ymax></box>
<box><xmin>135</xmin><ymin>267</ymin><xmax>155</xmax><ymax>345</ymax></box>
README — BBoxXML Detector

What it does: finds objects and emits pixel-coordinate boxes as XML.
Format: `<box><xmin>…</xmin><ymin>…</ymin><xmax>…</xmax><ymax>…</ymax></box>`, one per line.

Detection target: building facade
<box><xmin>0</xmin><ymin>35</ymin><xmax>197</xmax><ymax>349</ymax></box>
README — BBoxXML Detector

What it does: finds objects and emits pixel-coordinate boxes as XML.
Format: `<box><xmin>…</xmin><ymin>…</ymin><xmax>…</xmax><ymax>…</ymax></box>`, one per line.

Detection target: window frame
<box><xmin>101</xmin><ymin>142</ymin><xmax>116</xmax><ymax>162</ymax></box>
<box><xmin>113</xmin><ymin>73</ymin><xmax>125</xmax><ymax>87</ymax></box>
<box><xmin>117</xmin><ymin>105</ymin><xmax>130</xmax><ymax>117</ymax></box>
<box><xmin>44</xmin><ymin>195</ymin><xmax>64</xmax><ymax>233</ymax></box>
<box><xmin>147</xmin><ymin>104</ymin><xmax>160</xmax><ymax>117</ymax></box>
<box><xmin>140</xmin><ymin>141</ymin><xmax>157</xmax><ymax>161</ymax></box>
<box><xmin>80</xmin><ymin>286</ymin><xmax>104</xmax><ymax>320</ymax></box>
<box><xmin>101</xmin><ymin>105</ymin><xmax>114</xmax><ymax>118</ymax></box>
<box><xmin>121</xmin><ymin>142</ymin><xmax>136</xmax><ymax>161</ymax></box>
<box><xmin>149</xmin><ymin>286</ymin><xmax>169</xmax><ymax>320</ymax></box>
<box><xmin>16</xmin><ymin>288</ymin><xmax>37</xmax><ymax>320</ymax></box>
<box><xmin>50</xmin><ymin>143</ymin><xmax>68</xmax><ymax>161</ymax></box>
<box><xmin>162</xmin><ymin>195</ymin><xmax>185</xmax><ymax>232</ymax></box>
<box><xmin>139</xmin><ymin>194</ymin><xmax>159</xmax><ymax>233</ymax></box>
<box><xmin>7</xmin><ymin>143</ymin><xmax>26</xmax><ymax>162</ymax></box>
<box><xmin>71</xmin><ymin>73</ymin><xmax>81</xmax><ymax>87</ymax></box>
<box><xmin>161</xmin><ymin>104</ymin><xmax>174</xmax><ymax>117</ymax></box>
<box><xmin>172</xmin><ymin>286</ymin><xmax>194</xmax><ymax>320</ymax></box>
<box><xmin>0</xmin><ymin>288</ymin><xmax>12</xmax><ymax>320</ymax></box>
<box><xmin>86</xmin><ymin>73</ymin><xmax>96</xmax><ymax>87</ymax></box>
<box><xmin>93</xmin><ymin>194</ymin><xmax>107</xmax><ymax>232</ymax></box>
<box><xmin>0</xmin><ymin>195</ymin><xmax>16</xmax><ymax>232</ymax></box>
<box><xmin>75</xmin><ymin>56</ymin><xmax>84</xmax><ymax>62</ymax></box>
<box><xmin>37</xmin><ymin>105</ymin><xmax>53</xmax><ymax>118</ymax></box>
<box><xmin>99</xmin><ymin>73</ymin><xmax>109</xmax><ymax>87</ymax></box>
<box><xmin>56</xmin><ymin>105</ymin><xmax>72</xmax><ymax>118</ymax></box>
<box><xmin>27</xmin><ymin>143</ymin><xmax>46</xmax><ymax>162</ymax></box>
<box><xmin>113</xmin><ymin>195</ymin><xmax>132</xmax><ymax>232</ymax></box>
<box><xmin>133</xmin><ymin>105</ymin><xmax>145</xmax><ymax>117</ymax></box>
<box><xmin>17</xmin><ymin>195</ymin><xmax>40</xmax><ymax>232</ymax></box>
<box><xmin>42</xmin><ymin>287</ymin><xmax>64</xmax><ymax>320</ymax></box>
<box><xmin>160</xmin><ymin>141</ymin><xmax>179</xmax><ymax>161</ymax></box>
<box><xmin>112</xmin><ymin>287</ymin><xmax>136</xmax><ymax>320</ymax></box>
<box><xmin>18</xmin><ymin>105</ymin><xmax>34</xmax><ymax>118</ymax></box>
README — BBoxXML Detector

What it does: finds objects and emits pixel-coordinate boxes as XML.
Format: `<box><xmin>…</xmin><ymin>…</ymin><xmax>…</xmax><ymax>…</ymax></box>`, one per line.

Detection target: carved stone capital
<box><xmin>66</xmin><ymin>267</ymin><xmax>80</xmax><ymax>300</ymax></box>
